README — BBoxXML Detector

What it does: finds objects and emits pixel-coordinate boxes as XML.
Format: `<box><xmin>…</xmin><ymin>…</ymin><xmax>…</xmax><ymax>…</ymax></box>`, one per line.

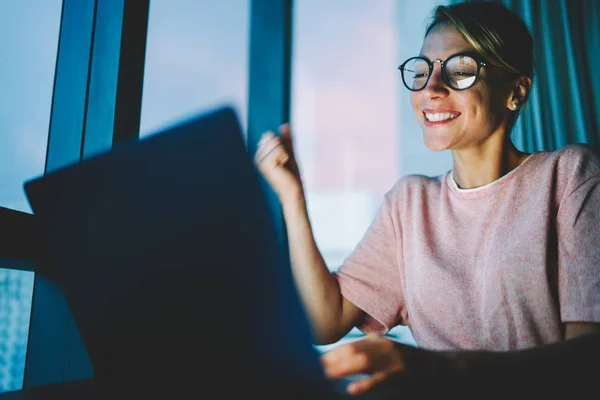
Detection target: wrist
<box><xmin>281</xmin><ymin>192</ymin><xmax>307</xmax><ymax>215</ymax></box>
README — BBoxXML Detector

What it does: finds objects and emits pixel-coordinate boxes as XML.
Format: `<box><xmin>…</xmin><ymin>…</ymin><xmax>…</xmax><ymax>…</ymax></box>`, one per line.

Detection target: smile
<box><xmin>424</xmin><ymin>112</ymin><xmax>460</xmax><ymax>122</ymax></box>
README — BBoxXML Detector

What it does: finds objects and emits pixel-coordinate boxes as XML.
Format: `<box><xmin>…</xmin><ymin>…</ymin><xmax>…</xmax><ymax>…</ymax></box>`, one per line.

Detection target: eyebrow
<box><xmin>418</xmin><ymin>49</ymin><xmax>477</xmax><ymax>59</ymax></box>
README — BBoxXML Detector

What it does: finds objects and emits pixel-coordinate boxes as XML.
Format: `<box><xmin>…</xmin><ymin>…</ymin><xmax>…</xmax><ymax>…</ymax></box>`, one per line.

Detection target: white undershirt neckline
<box><xmin>450</xmin><ymin>153</ymin><xmax>536</xmax><ymax>193</ymax></box>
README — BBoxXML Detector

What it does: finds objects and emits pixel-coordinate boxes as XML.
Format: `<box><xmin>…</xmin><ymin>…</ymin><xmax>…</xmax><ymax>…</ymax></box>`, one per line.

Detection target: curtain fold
<box><xmin>450</xmin><ymin>0</ymin><xmax>599</xmax><ymax>151</ymax></box>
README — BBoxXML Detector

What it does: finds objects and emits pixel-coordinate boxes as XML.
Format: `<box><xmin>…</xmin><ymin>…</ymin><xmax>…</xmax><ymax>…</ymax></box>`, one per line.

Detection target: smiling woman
<box><xmin>407</xmin><ymin>3</ymin><xmax>532</xmax><ymax>169</ymax></box>
<box><xmin>254</xmin><ymin>0</ymin><xmax>600</xmax><ymax>396</ymax></box>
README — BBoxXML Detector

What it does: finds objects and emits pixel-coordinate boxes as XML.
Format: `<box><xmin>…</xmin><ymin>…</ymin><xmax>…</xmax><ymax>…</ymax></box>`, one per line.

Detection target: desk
<box><xmin>0</xmin><ymin>380</ymin><xmax>96</xmax><ymax>400</ymax></box>
<box><xmin>0</xmin><ymin>378</ymin><xmax>410</xmax><ymax>400</ymax></box>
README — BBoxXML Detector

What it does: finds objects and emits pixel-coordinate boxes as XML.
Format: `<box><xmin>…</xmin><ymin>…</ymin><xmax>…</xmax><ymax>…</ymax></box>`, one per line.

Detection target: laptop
<box><xmin>24</xmin><ymin>106</ymin><xmax>375</xmax><ymax>399</ymax></box>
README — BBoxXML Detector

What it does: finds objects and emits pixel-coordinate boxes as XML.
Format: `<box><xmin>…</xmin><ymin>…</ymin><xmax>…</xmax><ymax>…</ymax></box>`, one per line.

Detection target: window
<box><xmin>292</xmin><ymin>0</ymin><xmax>452</xmax><ymax>351</ymax></box>
<box><xmin>139</xmin><ymin>0</ymin><xmax>250</xmax><ymax>138</ymax></box>
<box><xmin>292</xmin><ymin>0</ymin><xmax>414</xmax><ymax>349</ymax></box>
<box><xmin>0</xmin><ymin>266</ymin><xmax>35</xmax><ymax>392</ymax></box>
<box><xmin>0</xmin><ymin>0</ymin><xmax>62</xmax><ymax>392</ymax></box>
<box><xmin>0</xmin><ymin>1</ymin><xmax>62</xmax><ymax>213</ymax></box>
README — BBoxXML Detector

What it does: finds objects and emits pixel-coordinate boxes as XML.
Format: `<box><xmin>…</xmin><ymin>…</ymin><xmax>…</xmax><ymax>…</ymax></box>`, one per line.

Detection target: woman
<box><xmin>255</xmin><ymin>1</ymin><xmax>600</xmax><ymax>396</ymax></box>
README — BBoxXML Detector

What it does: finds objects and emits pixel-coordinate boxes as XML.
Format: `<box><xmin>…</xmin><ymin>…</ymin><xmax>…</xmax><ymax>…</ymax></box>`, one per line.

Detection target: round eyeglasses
<box><xmin>398</xmin><ymin>52</ymin><xmax>487</xmax><ymax>91</ymax></box>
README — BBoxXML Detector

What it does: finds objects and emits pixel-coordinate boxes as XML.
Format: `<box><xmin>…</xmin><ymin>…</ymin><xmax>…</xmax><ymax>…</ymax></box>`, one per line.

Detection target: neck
<box><xmin>451</xmin><ymin>136</ymin><xmax>530</xmax><ymax>189</ymax></box>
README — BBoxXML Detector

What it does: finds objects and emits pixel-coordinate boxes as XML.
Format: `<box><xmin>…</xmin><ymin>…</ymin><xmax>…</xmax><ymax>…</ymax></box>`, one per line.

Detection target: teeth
<box><xmin>425</xmin><ymin>112</ymin><xmax>458</xmax><ymax>122</ymax></box>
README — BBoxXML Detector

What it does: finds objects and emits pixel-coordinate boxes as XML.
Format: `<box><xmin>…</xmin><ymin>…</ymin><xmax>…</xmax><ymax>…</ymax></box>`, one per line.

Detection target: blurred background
<box><xmin>1</xmin><ymin>0</ymin><xmax>598</xmax><ymax>393</ymax></box>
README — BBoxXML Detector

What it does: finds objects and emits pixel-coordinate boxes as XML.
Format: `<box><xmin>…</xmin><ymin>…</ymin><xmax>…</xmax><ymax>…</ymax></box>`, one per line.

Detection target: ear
<box><xmin>506</xmin><ymin>77</ymin><xmax>532</xmax><ymax>111</ymax></box>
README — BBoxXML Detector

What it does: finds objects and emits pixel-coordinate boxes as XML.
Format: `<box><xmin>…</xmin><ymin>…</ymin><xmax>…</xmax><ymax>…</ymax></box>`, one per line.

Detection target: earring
<box><xmin>511</xmin><ymin>101</ymin><xmax>519</xmax><ymax>110</ymax></box>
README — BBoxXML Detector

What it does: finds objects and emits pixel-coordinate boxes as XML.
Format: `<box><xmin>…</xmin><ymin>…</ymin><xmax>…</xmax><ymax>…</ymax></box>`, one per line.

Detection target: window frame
<box><xmin>0</xmin><ymin>0</ymin><xmax>293</xmax><ymax>389</ymax></box>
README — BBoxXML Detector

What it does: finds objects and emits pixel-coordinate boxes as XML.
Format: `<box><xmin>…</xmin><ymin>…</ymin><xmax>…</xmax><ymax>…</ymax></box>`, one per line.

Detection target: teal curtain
<box><xmin>452</xmin><ymin>0</ymin><xmax>600</xmax><ymax>152</ymax></box>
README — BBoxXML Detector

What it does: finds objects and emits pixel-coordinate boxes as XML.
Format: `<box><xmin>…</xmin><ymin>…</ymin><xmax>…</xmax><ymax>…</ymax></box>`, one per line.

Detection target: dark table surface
<box><xmin>0</xmin><ymin>380</ymin><xmax>96</xmax><ymax>400</ymax></box>
<box><xmin>0</xmin><ymin>378</ymin><xmax>414</xmax><ymax>400</ymax></box>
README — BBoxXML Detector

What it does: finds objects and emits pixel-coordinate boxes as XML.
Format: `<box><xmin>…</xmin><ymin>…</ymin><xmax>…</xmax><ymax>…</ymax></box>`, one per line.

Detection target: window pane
<box><xmin>292</xmin><ymin>0</ymin><xmax>417</xmax><ymax>348</ymax></box>
<box><xmin>0</xmin><ymin>0</ymin><xmax>62</xmax><ymax>213</ymax></box>
<box><xmin>139</xmin><ymin>0</ymin><xmax>249</xmax><ymax>138</ymax></box>
<box><xmin>0</xmin><ymin>0</ymin><xmax>62</xmax><ymax>393</ymax></box>
<box><xmin>0</xmin><ymin>266</ymin><xmax>35</xmax><ymax>393</ymax></box>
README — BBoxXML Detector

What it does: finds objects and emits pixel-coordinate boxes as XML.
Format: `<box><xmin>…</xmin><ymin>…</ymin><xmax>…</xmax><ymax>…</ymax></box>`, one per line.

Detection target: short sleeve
<box><xmin>556</xmin><ymin>174</ymin><xmax>600</xmax><ymax>323</ymax></box>
<box><xmin>333</xmin><ymin>194</ymin><xmax>406</xmax><ymax>334</ymax></box>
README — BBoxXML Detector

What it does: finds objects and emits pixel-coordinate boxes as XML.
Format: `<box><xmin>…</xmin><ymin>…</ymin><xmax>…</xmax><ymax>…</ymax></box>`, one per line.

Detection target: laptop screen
<box><xmin>24</xmin><ymin>106</ymin><xmax>335</xmax><ymax>397</ymax></box>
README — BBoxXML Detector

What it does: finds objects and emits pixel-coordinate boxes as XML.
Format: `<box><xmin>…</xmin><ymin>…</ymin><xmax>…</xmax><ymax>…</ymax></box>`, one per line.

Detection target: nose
<box><xmin>424</xmin><ymin>61</ymin><xmax>449</xmax><ymax>98</ymax></box>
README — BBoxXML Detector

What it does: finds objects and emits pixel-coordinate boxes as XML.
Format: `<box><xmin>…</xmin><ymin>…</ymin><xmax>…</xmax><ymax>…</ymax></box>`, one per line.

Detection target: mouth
<box><xmin>423</xmin><ymin>111</ymin><xmax>461</xmax><ymax>126</ymax></box>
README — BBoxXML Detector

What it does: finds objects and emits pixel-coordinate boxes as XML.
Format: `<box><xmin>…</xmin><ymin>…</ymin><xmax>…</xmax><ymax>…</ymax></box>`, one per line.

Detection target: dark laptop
<box><xmin>23</xmin><ymin>106</ymin><xmax>409</xmax><ymax>399</ymax></box>
<box><xmin>24</xmin><ymin>106</ymin><xmax>342</xmax><ymax>398</ymax></box>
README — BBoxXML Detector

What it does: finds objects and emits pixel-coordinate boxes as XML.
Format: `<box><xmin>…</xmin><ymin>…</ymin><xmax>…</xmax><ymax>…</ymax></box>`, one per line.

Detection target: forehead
<box><xmin>420</xmin><ymin>23</ymin><xmax>474</xmax><ymax>59</ymax></box>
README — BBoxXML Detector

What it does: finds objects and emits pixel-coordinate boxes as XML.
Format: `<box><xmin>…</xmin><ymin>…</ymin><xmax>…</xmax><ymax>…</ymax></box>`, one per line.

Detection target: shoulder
<box><xmin>530</xmin><ymin>144</ymin><xmax>600</xmax><ymax>205</ymax></box>
<box><xmin>541</xmin><ymin>144</ymin><xmax>600</xmax><ymax>190</ymax></box>
<box><xmin>383</xmin><ymin>173</ymin><xmax>446</xmax><ymax>208</ymax></box>
<box><xmin>544</xmin><ymin>143</ymin><xmax>600</xmax><ymax>173</ymax></box>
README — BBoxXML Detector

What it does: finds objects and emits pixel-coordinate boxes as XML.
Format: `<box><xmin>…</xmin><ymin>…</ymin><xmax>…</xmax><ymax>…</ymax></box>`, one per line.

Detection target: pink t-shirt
<box><xmin>335</xmin><ymin>144</ymin><xmax>600</xmax><ymax>351</ymax></box>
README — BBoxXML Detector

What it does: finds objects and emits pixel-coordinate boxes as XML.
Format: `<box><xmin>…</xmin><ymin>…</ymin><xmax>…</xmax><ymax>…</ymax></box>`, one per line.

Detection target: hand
<box><xmin>321</xmin><ymin>333</ymin><xmax>446</xmax><ymax>396</ymax></box>
<box><xmin>320</xmin><ymin>334</ymin><xmax>405</xmax><ymax>395</ymax></box>
<box><xmin>254</xmin><ymin>124</ymin><xmax>304</xmax><ymax>207</ymax></box>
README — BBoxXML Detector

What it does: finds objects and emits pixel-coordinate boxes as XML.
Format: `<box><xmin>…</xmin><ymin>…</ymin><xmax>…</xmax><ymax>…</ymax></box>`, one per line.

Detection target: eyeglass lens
<box><xmin>402</xmin><ymin>54</ymin><xmax>479</xmax><ymax>91</ymax></box>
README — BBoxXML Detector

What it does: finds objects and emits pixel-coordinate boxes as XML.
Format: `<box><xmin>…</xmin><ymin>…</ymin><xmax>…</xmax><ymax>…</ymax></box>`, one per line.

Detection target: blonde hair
<box><xmin>426</xmin><ymin>1</ymin><xmax>534</xmax><ymax>81</ymax></box>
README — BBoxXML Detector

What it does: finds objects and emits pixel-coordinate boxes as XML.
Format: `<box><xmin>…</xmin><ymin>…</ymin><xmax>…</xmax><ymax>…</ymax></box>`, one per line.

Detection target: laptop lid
<box><xmin>24</xmin><ymin>106</ymin><xmax>336</xmax><ymax>397</ymax></box>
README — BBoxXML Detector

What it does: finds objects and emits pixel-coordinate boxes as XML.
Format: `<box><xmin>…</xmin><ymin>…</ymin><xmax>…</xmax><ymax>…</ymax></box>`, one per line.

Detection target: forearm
<box><xmin>282</xmin><ymin>199</ymin><xmax>348</xmax><ymax>344</ymax></box>
<box><xmin>402</xmin><ymin>333</ymin><xmax>600</xmax><ymax>395</ymax></box>
<box><xmin>447</xmin><ymin>332</ymin><xmax>599</xmax><ymax>381</ymax></box>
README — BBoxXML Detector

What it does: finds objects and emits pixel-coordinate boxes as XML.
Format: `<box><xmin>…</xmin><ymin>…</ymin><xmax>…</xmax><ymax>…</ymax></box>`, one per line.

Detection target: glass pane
<box><xmin>0</xmin><ymin>0</ymin><xmax>62</xmax><ymax>213</ymax></box>
<box><xmin>139</xmin><ymin>0</ymin><xmax>249</xmax><ymax>138</ymax></box>
<box><xmin>292</xmin><ymin>0</ymin><xmax>417</xmax><ymax>349</ymax></box>
<box><xmin>0</xmin><ymin>265</ymin><xmax>35</xmax><ymax>393</ymax></box>
<box><xmin>0</xmin><ymin>0</ymin><xmax>61</xmax><ymax>393</ymax></box>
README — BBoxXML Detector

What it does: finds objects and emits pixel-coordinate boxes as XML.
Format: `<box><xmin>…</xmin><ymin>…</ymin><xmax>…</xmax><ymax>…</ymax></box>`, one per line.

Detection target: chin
<box><xmin>422</xmin><ymin>131</ymin><xmax>454</xmax><ymax>152</ymax></box>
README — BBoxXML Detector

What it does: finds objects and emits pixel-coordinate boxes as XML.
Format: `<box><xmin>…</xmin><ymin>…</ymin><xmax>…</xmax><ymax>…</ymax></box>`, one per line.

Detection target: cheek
<box><xmin>410</xmin><ymin>92</ymin><xmax>420</xmax><ymax>116</ymax></box>
<box><xmin>472</xmin><ymin>84</ymin><xmax>508</xmax><ymax>126</ymax></box>
<box><xmin>477</xmin><ymin>97</ymin><xmax>505</xmax><ymax>128</ymax></box>
<box><xmin>465</xmin><ymin>91</ymin><xmax>496</xmax><ymax>125</ymax></box>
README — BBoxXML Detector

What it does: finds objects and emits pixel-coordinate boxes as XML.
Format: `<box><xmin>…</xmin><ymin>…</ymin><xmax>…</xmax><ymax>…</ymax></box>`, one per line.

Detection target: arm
<box><xmin>255</xmin><ymin>126</ymin><xmax>364</xmax><ymax>344</ymax></box>
<box><xmin>283</xmin><ymin>199</ymin><xmax>365</xmax><ymax>344</ymax></box>
<box><xmin>322</xmin><ymin>323</ymin><xmax>600</xmax><ymax>396</ymax></box>
<box><xmin>441</xmin><ymin>322</ymin><xmax>600</xmax><ymax>379</ymax></box>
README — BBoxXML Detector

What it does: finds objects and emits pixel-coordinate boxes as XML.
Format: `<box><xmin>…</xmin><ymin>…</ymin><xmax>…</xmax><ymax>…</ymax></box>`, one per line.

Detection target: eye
<box><xmin>449</xmin><ymin>71</ymin><xmax>476</xmax><ymax>77</ymax></box>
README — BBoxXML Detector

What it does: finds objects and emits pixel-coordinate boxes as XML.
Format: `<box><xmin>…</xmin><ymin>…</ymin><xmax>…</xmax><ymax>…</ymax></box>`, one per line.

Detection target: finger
<box><xmin>321</xmin><ymin>350</ymin><xmax>371</xmax><ymax>379</ymax></box>
<box><xmin>255</xmin><ymin>140</ymin><xmax>282</xmax><ymax>164</ymax></box>
<box><xmin>320</xmin><ymin>342</ymin><xmax>355</xmax><ymax>366</ymax></box>
<box><xmin>255</xmin><ymin>142</ymin><xmax>289</xmax><ymax>169</ymax></box>
<box><xmin>257</xmin><ymin>130</ymin><xmax>275</xmax><ymax>146</ymax></box>
<box><xmin>255</xmin><ymin>134</ymin><xmax>284</xmax><ymax>164</ymax></box>
<box><xmin>278</xmin><ymin>124</ymin><xmax>295</xmax><ymax>156</ymax></box>
<box><xmin>346</xmin><ymin>372</ymin><xmax>388</xmax><ymax>396</ymax></box>
<box><xmin>256</xmin><ymin>130</ymin><xmax>276</xmax><ymax>150</ymax></box>
<box><xmin>278</xmin><ymin>123</ymin><xmax>291</xmax><ymax>138</ymax></box>
<box><xmin>321</xmin><ymin>336</ymin><xmax>378</xmax><ymax>368</ymax></box>
<box><xmin>324</xmin><ymin>359</ymin><xmax>369</xmax><ymax>380</ymax></box>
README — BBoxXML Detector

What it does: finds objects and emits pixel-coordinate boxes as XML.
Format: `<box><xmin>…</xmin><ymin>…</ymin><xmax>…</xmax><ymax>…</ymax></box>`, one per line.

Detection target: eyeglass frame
<box><xmin>398</xmin><ymin>51</ymin><xmax>490</xmax><ymax>92</ymax></box>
